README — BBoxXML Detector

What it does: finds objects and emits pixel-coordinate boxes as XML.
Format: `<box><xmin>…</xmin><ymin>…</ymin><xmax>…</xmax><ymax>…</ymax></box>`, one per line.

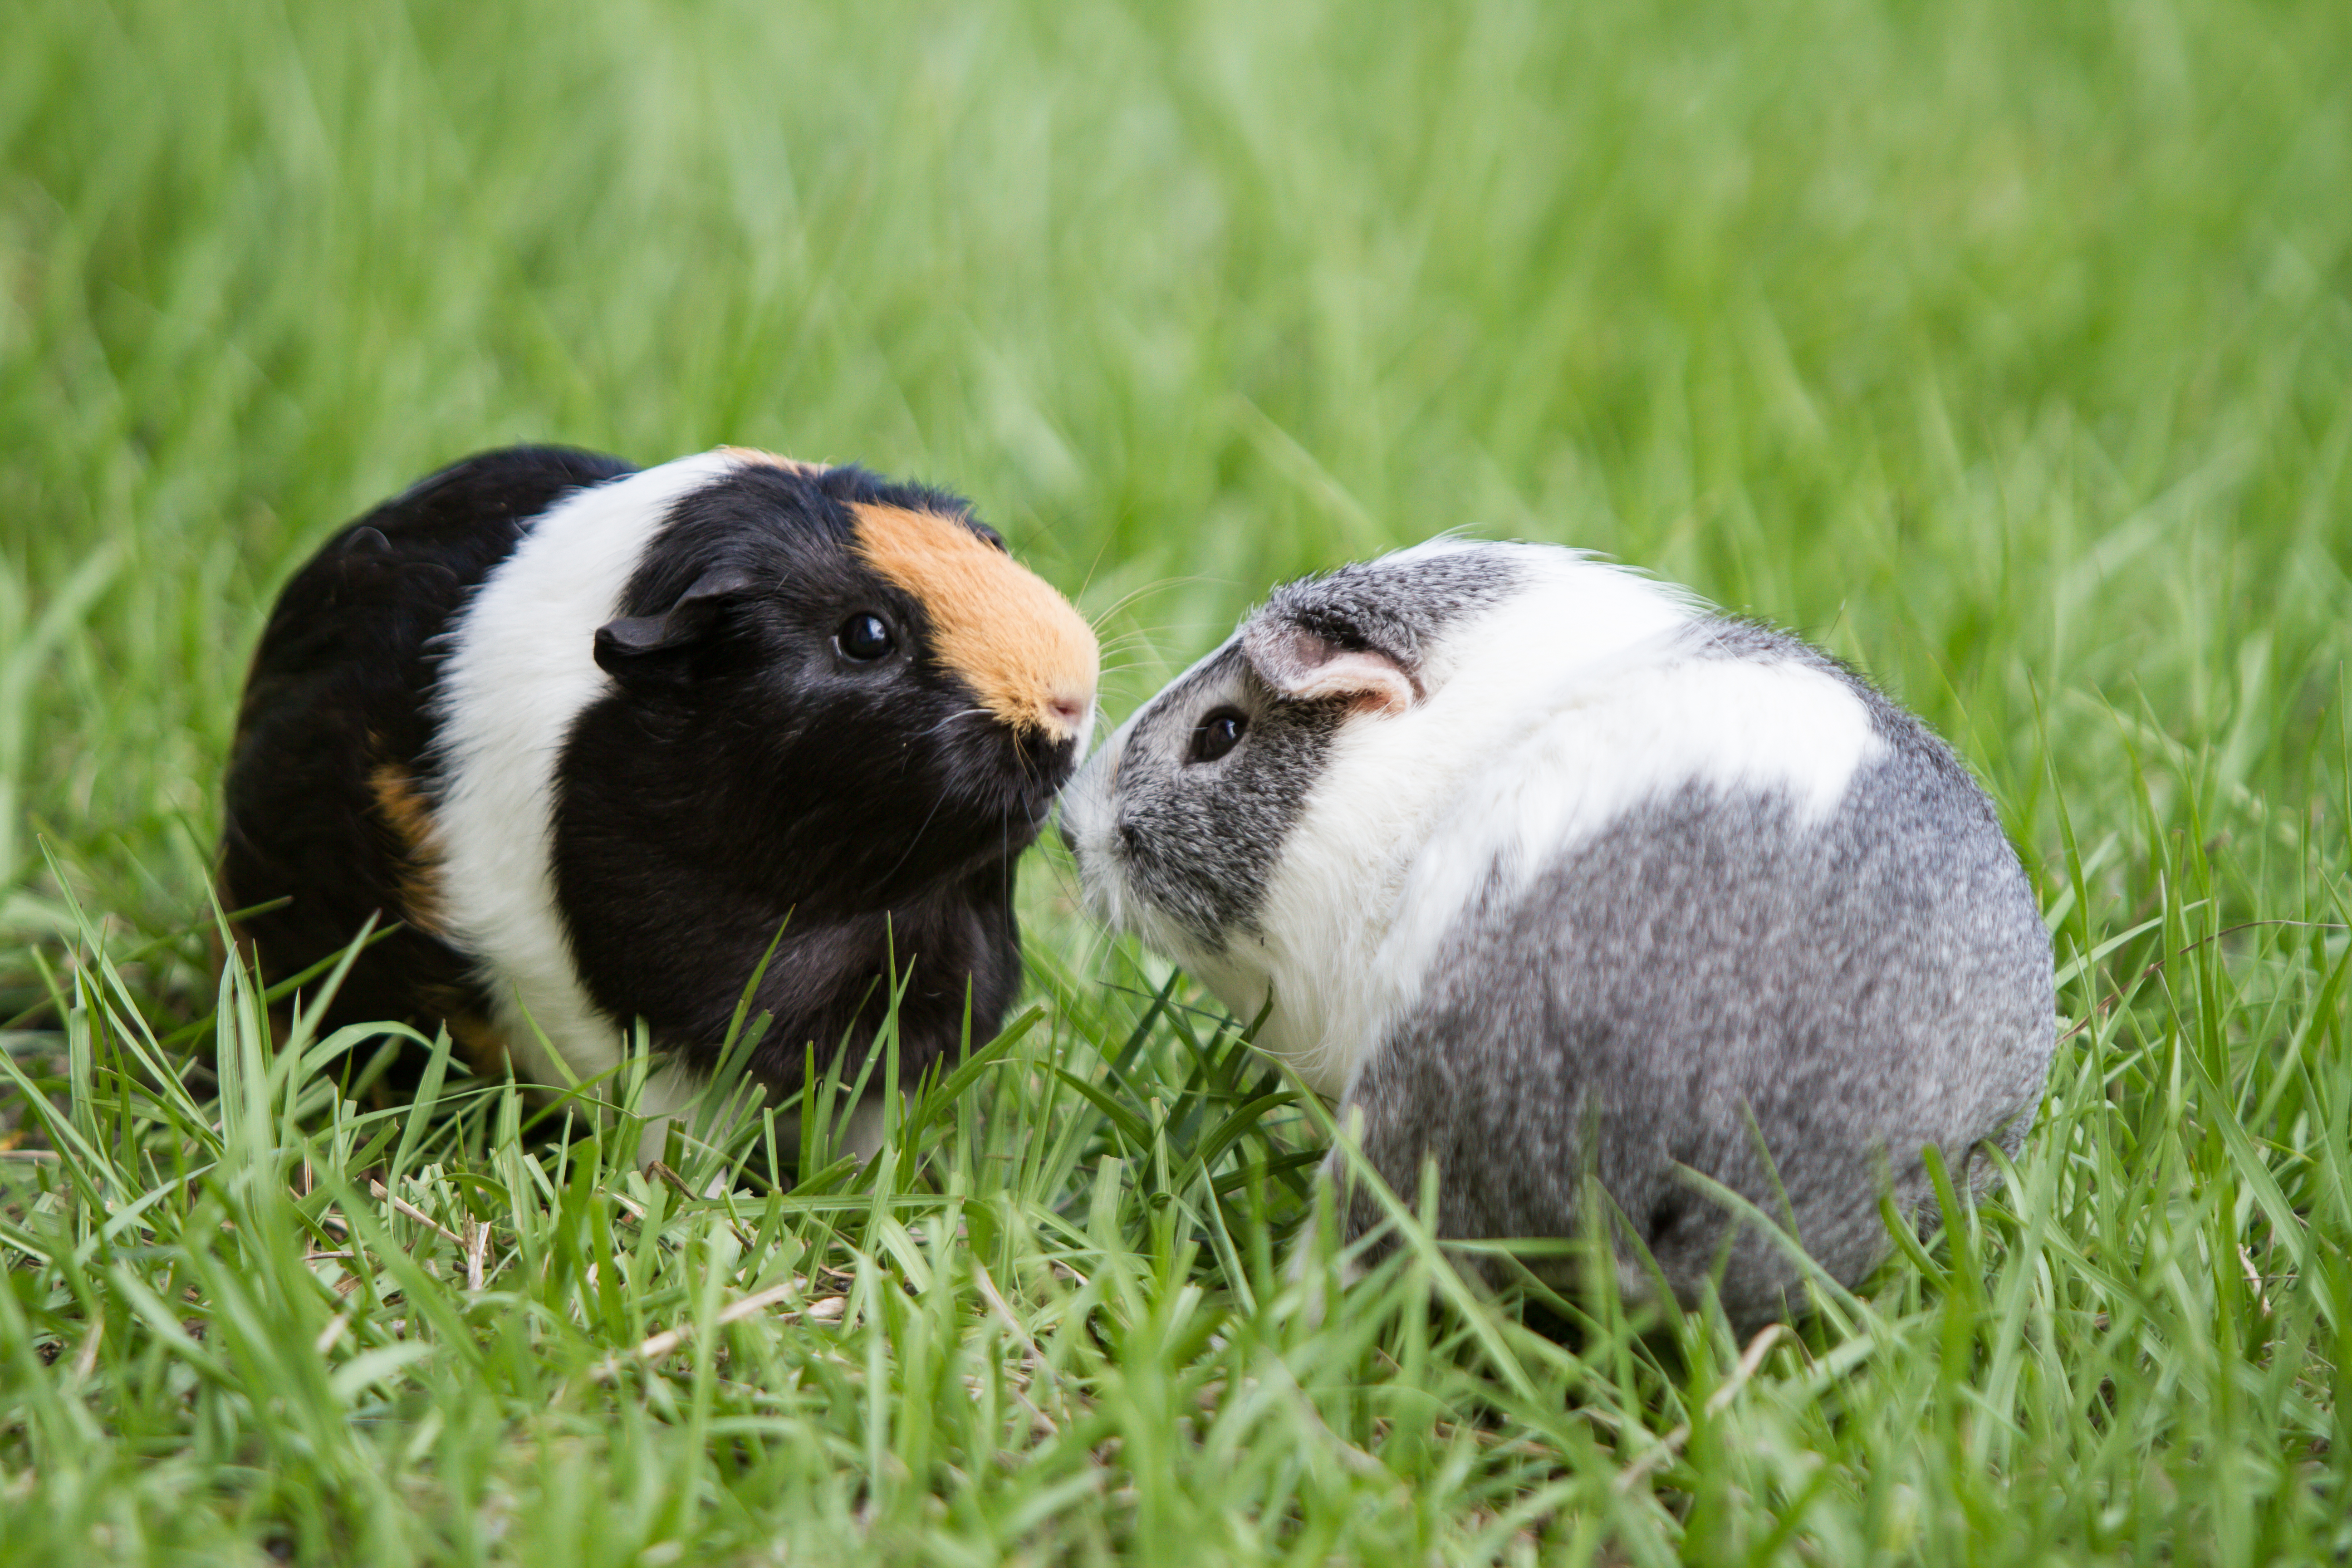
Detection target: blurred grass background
<box><xmin>4</xmin><ymin>0</ymin><xmax>2352</xmax><ymax>1561</ymax></box>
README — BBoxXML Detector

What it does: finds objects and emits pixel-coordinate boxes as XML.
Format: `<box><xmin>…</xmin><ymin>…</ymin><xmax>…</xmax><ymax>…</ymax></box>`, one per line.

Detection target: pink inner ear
<box><xmin>1244</xmin><ymin>622</ymin><xmax>1416</xmax><ymax>715</ymax></box>
<box><xmin>1288</xmin><ymin>652</ymin><xmax>1415</xmax><ymax>714</ymax></box>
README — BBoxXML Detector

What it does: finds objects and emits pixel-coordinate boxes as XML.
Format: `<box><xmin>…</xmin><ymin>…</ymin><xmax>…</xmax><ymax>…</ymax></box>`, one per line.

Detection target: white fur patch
<box><xmin>1076</xmin><ymin>543</ymin><xmax>1885</xmax><ymax>1104</ymax></box>
<box><xmin>1220</xmin><ymin>550</ymin><xmax>1710</xmax><ymax>1096</ymax></box>
<box><xmin>431</xmin><ymin>450</ymin><xmax>745</xmax><ymax>1096</ymax></box>
<box><xmin>1361</xmin><ymin>648</ymin><xmax>1887</xmax><ymax>1091</ymax></box>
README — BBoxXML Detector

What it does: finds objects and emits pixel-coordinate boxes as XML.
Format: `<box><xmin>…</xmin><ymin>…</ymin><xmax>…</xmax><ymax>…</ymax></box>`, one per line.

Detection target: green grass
<box><xmin>6</xmin><ymin>0</ymin><xmax>2352</xmax><ymax>1560</ymax></box>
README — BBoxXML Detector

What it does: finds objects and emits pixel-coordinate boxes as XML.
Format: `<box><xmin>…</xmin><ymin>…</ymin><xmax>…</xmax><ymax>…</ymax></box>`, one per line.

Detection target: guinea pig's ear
<box><xmin>1241</xmin><ymin>619</ymin><xmax>1417</xmax><ymax>715</ymax></box>
<box><xmin>593</xmin><ymin>568</ymin><xmax>758</xmax><ymax>690</ymax></box>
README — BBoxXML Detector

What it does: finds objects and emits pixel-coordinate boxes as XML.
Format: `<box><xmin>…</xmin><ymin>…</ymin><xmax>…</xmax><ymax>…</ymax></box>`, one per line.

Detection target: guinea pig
<box><xmin>1060</xmin><ymin>539</ymin><xmax>2054</xmax><ymax>1328</ymax></box>
<box><xmin>220</xmin><ymin>444</ymin><xmax>1098</xmax><ymax>1156</ymax></box>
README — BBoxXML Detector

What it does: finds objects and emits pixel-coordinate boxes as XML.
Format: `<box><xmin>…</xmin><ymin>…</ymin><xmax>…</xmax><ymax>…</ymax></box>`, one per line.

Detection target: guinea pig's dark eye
<box><xmin>836</xmin><ymin>612</ymin><xmax>896</xmax><ymax>662</ymax></box>
<box><xmin>1188</xmin><ymin>708</ymin><xmax>1248</xmax><ymax>764</ymax></box>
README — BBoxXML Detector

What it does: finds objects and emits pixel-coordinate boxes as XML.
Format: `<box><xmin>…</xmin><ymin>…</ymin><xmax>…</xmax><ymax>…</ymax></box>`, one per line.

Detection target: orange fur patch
<box><xmin>850</xmin><ymin>503</ymin><xmax>1098</xmax><ymax>741</ymax></box>
<box><xmin>720</xmin><ymin>446</ymin><xmax>829</xmax><ymax>476</ymax></box>
<box><xmin>369</xmin><ymin>764</ymin><xmax>448</xmax><ymax>937</ymax></box>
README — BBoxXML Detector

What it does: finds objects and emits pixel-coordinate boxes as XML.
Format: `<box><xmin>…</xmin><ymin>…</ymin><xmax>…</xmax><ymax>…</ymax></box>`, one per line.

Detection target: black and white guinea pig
<box><xmin>221</xmin><ymin>445</ymin><xmax>1098</xmax><ymax>1151</ymax></box>
<box><xmin>1060</xmin><ymin>539</ymin><xmax>2054</xmax><ymax>1327</ymax></box>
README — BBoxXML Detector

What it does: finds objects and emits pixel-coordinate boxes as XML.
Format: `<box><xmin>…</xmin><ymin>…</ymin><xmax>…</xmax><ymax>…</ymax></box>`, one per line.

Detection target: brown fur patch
<box><xmin>369</xmin><ymin>764</ymin><xmax>447</xmax><ymax>937</ymax></box>
<box><xmin>850</xmin><ymin>504</ymin><xmax>1098</xmax><ymax>741</ymax></box>
<box><xmin>720</xmin><ymin>446</ymin><xmax>829</xmax><ymax>476</ymax></box>
<box><xmin>437</xmin><ymin>1001</ymin><xmax>519</xmax><ymax>1086</ymax></box>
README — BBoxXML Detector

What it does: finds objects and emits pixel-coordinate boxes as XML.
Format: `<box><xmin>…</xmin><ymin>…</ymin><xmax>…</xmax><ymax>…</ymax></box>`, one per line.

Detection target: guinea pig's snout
<box><xmin>1014</xmin><ymin>686</ymin><xmax>1093</xmax><ymax>786</ymax></box>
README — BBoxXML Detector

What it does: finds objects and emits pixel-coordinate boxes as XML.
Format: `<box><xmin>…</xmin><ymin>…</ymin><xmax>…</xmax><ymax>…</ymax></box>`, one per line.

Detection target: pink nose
<box><xmin>1048</xmin><ymin>697</ymin><xmax>1087</xmax><ymax>735</ymax></box>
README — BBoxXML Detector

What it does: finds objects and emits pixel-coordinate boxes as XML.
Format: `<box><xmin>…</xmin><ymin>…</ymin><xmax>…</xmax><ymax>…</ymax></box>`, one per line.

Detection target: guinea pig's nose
<box><xmin>1046</xmin><ymin>694</ymin><xmax>1087</xmax><ymax>737</ymax></box>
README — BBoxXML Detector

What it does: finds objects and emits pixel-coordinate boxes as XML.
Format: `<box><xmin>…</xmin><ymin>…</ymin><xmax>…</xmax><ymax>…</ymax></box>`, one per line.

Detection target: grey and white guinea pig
<box><xmin>1060</xmin><ymin>539</ymin><xmax>2053</xmax><ymax>1327</ymax></box>
<box><xmin>221</xmin><ymin>445</ymin><xmax>1098</xmax><ymax>1151</ymax></box>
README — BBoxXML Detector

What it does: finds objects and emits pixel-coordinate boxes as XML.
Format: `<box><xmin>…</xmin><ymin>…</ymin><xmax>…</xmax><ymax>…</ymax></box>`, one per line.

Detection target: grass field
<box><xmin>6</xmin><ymin>0</ymin><xmax>2352</xmax><ymax>1561</ymax></box>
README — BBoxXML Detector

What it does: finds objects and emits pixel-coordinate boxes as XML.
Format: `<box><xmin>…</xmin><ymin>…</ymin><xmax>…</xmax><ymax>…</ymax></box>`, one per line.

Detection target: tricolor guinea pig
<box><xmin>1060</xmin><ymin>540</ymin><xmax>2053</xmax><ymax>1327</ymax></box>
<box><xmin>221</xmin><ymin>445</ymin><xmax>1098</xmax><ymax>1153</ymax></box>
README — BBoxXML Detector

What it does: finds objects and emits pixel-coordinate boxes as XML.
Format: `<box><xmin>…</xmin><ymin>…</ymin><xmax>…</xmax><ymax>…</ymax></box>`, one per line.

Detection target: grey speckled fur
<box><xmin>1257</xmin><ymin>549</ymin><xmax>1522</xmax><ymax>672</ymax></box>
<box><xmin>1104</xmin><ymin>645</ymin><xmax>1345</xmax><ymax>951</ymax></box>
<box><xmin>1343</xmin><ymin>622</ymin><xmax>2053</xmax><ymax>1328</ymax></box>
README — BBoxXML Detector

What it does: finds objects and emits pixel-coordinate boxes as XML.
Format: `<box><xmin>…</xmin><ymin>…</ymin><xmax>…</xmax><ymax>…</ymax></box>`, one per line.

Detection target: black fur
<box><xmin>551</xmin><ymin>462</ymin><xmax>1061</xmax><ymax>1093</ymax></box>
<box><xmin>220</xmin><ymin>446</ymin><xmax>635</xmax><ymax>1041</ymax></box>
<box><xmin>221</xmin><ymin>448</ymin><xmax>1071</xmax><ymax>1102</ymax></box>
